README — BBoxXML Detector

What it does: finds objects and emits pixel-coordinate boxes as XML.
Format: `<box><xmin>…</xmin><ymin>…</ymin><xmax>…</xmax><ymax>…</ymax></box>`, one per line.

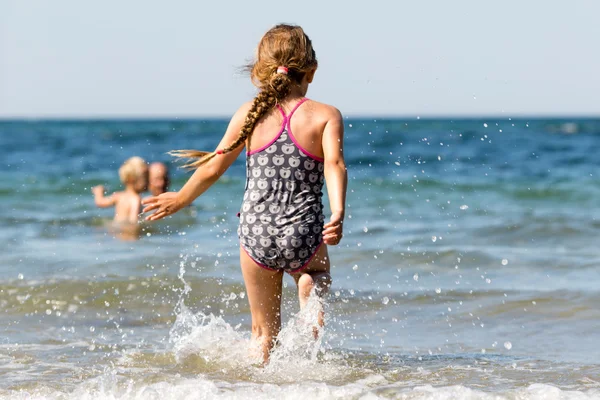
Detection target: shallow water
<box><xmin>1</xmin><ymin>118</ymin><xmax>600</xmax><ymax>399</ymax></box>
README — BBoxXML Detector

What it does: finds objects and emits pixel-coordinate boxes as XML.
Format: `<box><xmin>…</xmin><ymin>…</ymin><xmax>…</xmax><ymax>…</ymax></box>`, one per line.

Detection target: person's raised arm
<box><xmin>142</xmin><ymin>102</ymin><xmax>251</xmax><ymax>221</ymax></box>
<box><xmin>321</xmin><ymin>107</ymin><xmax>347</xmax><ymax>245</ymax></box>
<box><xmin>92</xmin><ymin>185</ymin><xmax>117</xmax><ymax>208</ymax></box>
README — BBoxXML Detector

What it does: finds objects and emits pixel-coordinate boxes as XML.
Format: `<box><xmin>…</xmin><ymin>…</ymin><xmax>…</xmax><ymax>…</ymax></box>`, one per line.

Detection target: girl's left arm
<box><xmin>322</xmin><ymin>107</ymin><xmax>348</xmax><ymax>245</ymax></box>
<box><xmin>142</xmin><ymin>103</ymin><xmax>251</xmax><ymax>221</ymax></box>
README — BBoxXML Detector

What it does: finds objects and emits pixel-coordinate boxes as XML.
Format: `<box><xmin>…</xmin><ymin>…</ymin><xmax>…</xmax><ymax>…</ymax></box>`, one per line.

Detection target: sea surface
<box><xmin>1</xmin><ymin>117</ymin><xmax>600</xmax><ymax>399</ymax></box>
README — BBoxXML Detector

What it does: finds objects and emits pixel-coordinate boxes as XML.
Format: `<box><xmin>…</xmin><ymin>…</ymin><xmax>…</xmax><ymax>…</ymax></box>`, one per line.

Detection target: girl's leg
<box><xmin>240</xmin><ymin>248</ymin><xmax>284</xmax><ymax>364</ymax></box>
<box><xmin>290</xmin><ymin>244</ymin><xmax>332</xmax><ymax>334</ymax></box>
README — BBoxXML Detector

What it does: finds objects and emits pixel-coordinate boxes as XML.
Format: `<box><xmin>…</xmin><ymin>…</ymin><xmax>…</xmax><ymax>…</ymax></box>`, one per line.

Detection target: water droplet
<box><xmin>89</xmin><ymin>326</ymin><xmax>95</xmax><ymax>332</ymax></box>
<box><xmin>504</xmin><ymin>341</ymin><xmax>512</xmax><ymax>350</ymax></box>
<box><xmin>413</xmin><ymin>273</ymin><xmax>419</xmax><ymax>282</ymax></box>
<box><xmin>353</xmin><ymin>264</ymin><xmax>359</xmax><ymax>271</ymax></box>
<box><xmin>435</xmin><ymin>288</ymin><xmax>441</xmax><ymax>294</ymax></box>
<box><xmin>17</xmin><ymin>273</ymin><xmax>23</xmax><ymax>280</ymax></box>
<box><xmin>460</xmin><ymin>205</ymin><xmax>469</xmax><ymax>210</ymax></box>
<box><xmin>431</xmin><ymin>236</ymin><xmax>437</xmax><ymax>242</ymax></box>
<box><xmin>501</xmin><ymin>259</ymin><xmax>508</xmax><ymax>266</ymax></box>
<box><xmin>483</xmin><ymin>123</ymin><xmax>488</xmax><ymax>128</ymax></box>
<box><xmin>335</xmin><ymin>291</ymin><xmax>341</xmax><ymax>297</ymax></box>
<box><xmin>363</xmin><ymin>227</ymin><xmax>368</xmax><ymax>233</ymax></box>
<box><xmin>382</xmin><ymin>297</ymin><xmax>389</xmax><ymax>305</ymax></box>
<box><xmin>485</xmin><ymin>278</ymin><xmax>491</xmax><ymax>284</ymax></box>
<box><xmin>146</xmin><ymin>232</ymin><xmax>151</xmax><ymax>237</ymax></box>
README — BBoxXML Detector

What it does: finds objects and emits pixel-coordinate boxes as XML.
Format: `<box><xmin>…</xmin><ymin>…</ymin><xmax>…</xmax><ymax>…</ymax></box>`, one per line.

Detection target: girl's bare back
<box><xmin>250</xmin><ymin>98</ymin><xmax>339</xmax><ymax>159</ymax></box>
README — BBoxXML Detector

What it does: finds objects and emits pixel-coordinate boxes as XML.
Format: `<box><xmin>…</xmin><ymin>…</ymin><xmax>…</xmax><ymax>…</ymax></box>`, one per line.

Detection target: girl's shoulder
<box><xmin>303</xmin><ymin>99</ymin><xmax>343</xmax><ymax>127</ymax></box>
<box><xmin>223</xmin><ymin>101</ymin><xmax>256</xmax><ymax>131</ymax></box>
<box><xmin>305</xmin><ymin>99</ymin><xmax>341</xmax><ymax>115</ymax></box>
<box><xmin>232</xmin><ymin>101</ymin><xmax>255</xmax><ymax>119</ymax></box>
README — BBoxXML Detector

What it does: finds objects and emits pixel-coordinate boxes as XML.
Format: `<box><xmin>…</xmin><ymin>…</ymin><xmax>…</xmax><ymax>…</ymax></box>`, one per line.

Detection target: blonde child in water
<box><xmin>92</xmin><ymin>156</ymin><xmax>148</xmax><ymax>224</ymax></box>
<box><xmin>143</xmin><ymin>24</ymin><xmax>347</xmax><ymax>364</ymax></box>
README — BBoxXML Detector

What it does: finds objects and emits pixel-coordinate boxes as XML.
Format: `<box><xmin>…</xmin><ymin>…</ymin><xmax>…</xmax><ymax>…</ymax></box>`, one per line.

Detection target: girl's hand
<box><xmin>323</xmin><ymin>212</ymin><xmax>344</xmax><ymax>245</ymax></box>
<box><xmin>142</xmin><ymin>192</ymin><xmax>183</xmax><ymax>221</ymax></box>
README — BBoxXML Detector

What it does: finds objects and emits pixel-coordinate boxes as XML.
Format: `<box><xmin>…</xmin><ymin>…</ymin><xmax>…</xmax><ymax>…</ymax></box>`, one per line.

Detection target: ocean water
<box><xmin>1</xmin><ymin>117</ymin><xmax>600</xmax><ymax>399</ymax></box>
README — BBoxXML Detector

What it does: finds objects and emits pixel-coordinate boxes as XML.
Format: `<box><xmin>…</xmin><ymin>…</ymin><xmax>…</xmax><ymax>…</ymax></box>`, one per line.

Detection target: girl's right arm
<box><xmin>142</xmin><ymin>102</ymin><xmax>252</xmax><ymax>221</ymax></box>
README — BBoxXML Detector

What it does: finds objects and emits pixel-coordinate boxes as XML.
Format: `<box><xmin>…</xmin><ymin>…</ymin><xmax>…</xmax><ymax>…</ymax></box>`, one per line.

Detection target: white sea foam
<box><xmin>3</xmin><ymin>378</ymin><xmax>599</xmax><ymax>400</ymax></box>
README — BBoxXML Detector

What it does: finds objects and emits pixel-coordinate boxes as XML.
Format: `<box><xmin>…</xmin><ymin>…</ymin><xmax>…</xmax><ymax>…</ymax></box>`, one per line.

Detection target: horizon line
<box><xmin>1</xmin><ymin>113</ymin><xmax>600</xmax><ymax>122</ymax></box>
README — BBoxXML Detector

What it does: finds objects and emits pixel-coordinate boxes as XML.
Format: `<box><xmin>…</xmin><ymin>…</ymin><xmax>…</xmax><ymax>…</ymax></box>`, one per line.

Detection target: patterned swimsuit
<box><xmin>238</xmin><ymin>98</ymin><xmax>325</xmax><ymax>273</ymax></box>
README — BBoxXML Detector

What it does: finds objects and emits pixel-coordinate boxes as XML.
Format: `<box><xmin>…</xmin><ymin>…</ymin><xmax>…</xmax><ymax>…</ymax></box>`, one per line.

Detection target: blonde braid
<box><xmin>172</xmin><ymin>72</ymin><xmax>292</xmax><ymax>170</ymax></box>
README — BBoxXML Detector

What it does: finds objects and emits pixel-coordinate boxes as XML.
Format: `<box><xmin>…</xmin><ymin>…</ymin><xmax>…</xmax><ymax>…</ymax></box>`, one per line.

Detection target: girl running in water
<box><xmin>142</xmin><ymin>24</ymin><xmax>347</xmax><ymax>364</ymax></box>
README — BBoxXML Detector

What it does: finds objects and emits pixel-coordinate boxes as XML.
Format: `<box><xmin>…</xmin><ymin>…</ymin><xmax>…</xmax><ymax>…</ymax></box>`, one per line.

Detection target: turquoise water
<box><xmin>1</xmin><ymin>118</ymin><xmax>600</xmax><ymax>399</ymax></box>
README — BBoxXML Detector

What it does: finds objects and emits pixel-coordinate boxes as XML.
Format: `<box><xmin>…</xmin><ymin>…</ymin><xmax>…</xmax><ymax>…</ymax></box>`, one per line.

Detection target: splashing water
<box><xmin>166</xmin><ymin>287</ymin><xmax>352</xmax><ymax>384</ymax></box>
<box><xmin>262</xmin><ymin>291</ymin><xmax>350</xmax><ymax>383</ymax></box>
<box><xmin>169</xmin><ymin>304</ymin><xmax>258</xmax><ymax>369</ymax></box>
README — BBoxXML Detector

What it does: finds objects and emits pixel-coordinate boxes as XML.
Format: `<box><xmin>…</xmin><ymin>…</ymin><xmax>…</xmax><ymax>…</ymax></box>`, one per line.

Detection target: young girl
<box><xmin>142</xmin><ymin>24</ymin><xmax>347</xmax><ymax>364</ymax></box>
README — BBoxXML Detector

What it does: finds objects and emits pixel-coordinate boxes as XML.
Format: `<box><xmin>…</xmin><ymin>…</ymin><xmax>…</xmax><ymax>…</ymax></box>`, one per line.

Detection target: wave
<box><xmin>344</xmin><ymin>175</ymin><xmax>600</xmax><ymax>203</ymax></box>
<box><xmin>0</xmin><ymin>275</ymin><xmax>248</xmax><ymax>320</ymax></box>
<box><xmin>1</xmin><ymin>267</ymin><xmax>599</xmax><ymax>398</ymax></box>
<box><xmin>2</xmin><ymin>273</ymin><xmax>598</xmax><ymax>324</ymax></box>
<box><xmin>0</xmin><ymin>207</ymin><xmax>200</xmax><ymax>237</ymax></box>
<box><xmin>1</xmin><ymin>379</ymin><xmax>598</xmax><ymax>400</ymax></box>
<box><xmin>0</xmin><ymin>176</ymin><xmax>243</xmax><ymax>197</ymax></box>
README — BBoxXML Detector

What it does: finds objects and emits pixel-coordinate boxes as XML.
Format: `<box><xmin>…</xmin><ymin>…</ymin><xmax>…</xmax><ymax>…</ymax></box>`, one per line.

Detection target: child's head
<box><xmin>119</xmin><ymin>156</ymin><xmax>148</xmax><ymax>193</ymax></box>
<box><xmin>173</xmin><ymin>24</ymin><xmax>317</xmax><ymax>170</ymax></box>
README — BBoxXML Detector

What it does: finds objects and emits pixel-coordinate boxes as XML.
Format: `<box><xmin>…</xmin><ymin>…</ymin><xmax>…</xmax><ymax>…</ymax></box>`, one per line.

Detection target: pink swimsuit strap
<box><xmin>275</xmin><ymin>98</ymin><xmax>308</xmax><ymax>120</ymax></box>
<box><xmin>248</xmin><ymin>98</ymin><xmax>312</xmax><ymax>157</ymax></box>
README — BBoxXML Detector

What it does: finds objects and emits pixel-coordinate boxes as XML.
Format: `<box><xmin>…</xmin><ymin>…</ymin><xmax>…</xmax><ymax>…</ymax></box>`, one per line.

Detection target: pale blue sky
<box><xmin>1</xmin><ymin>0</ymin><xmax>598</xmax><ymax>117</ymax></box>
